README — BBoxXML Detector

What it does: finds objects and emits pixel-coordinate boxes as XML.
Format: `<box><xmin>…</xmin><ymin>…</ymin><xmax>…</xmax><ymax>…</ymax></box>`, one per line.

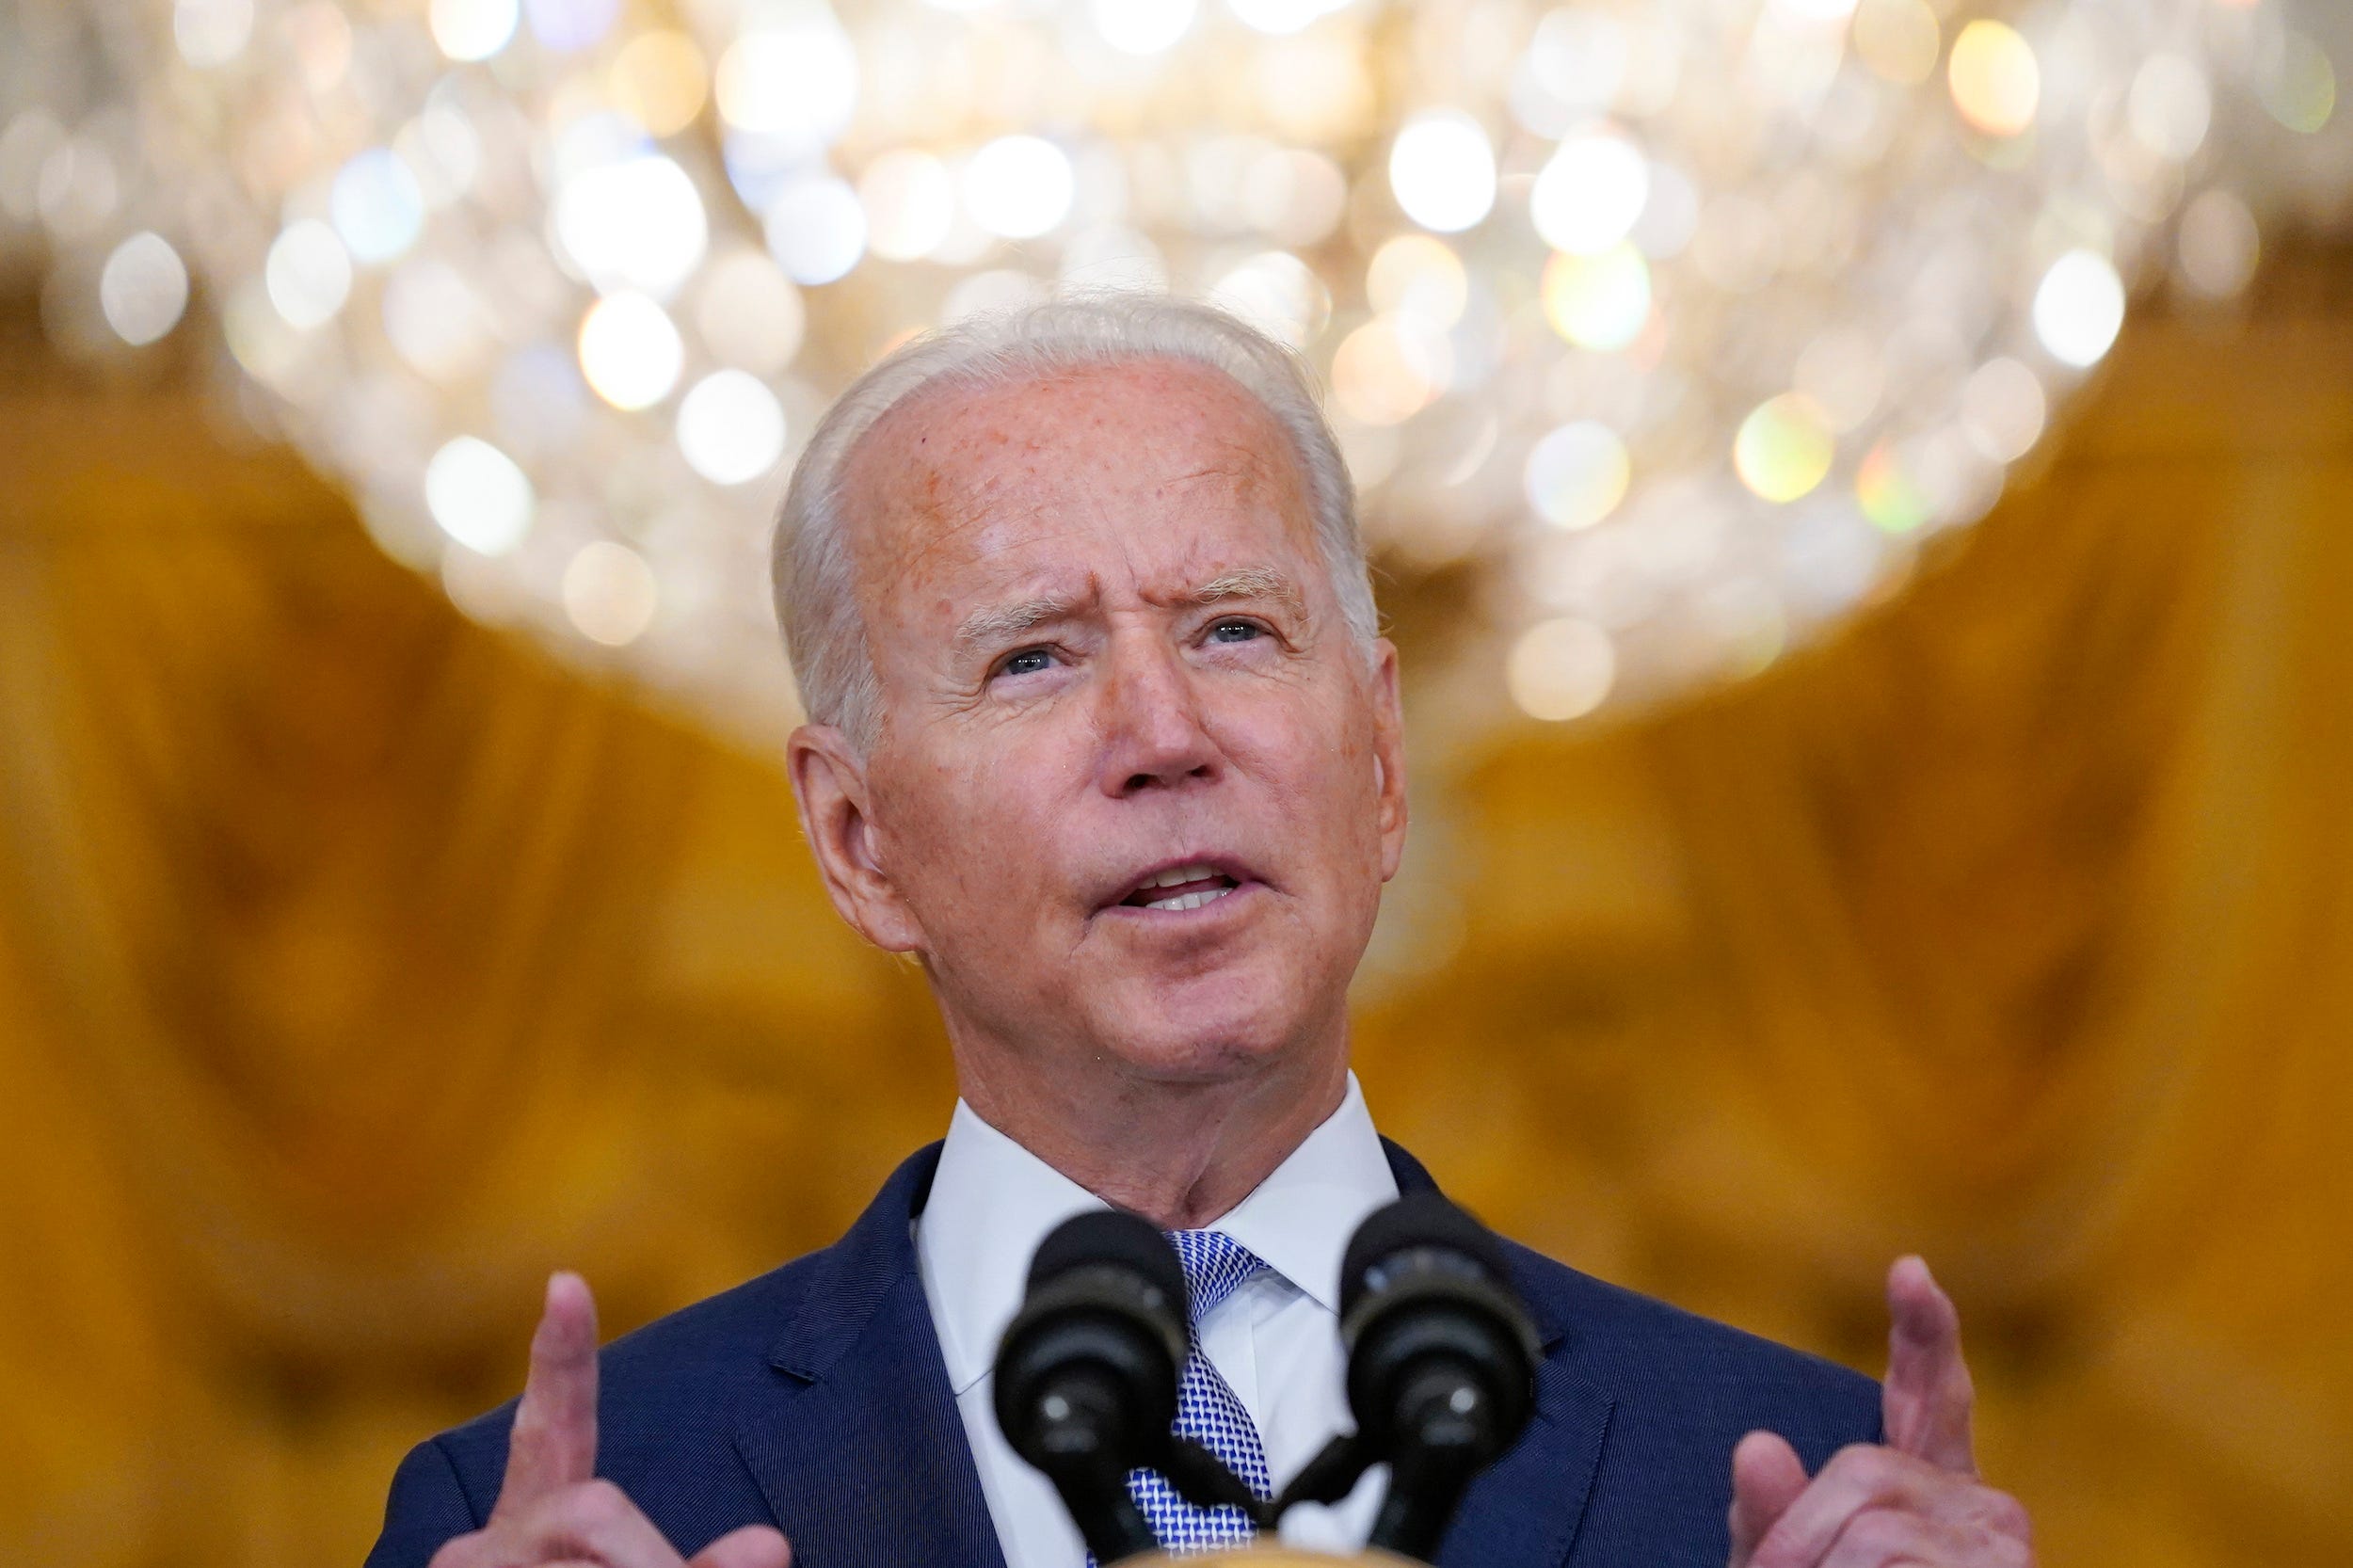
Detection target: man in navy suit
<box><xmin>368</xmin><ymin>298</ymin><xmax>2031</xmax><ymax>1568</ymax></box>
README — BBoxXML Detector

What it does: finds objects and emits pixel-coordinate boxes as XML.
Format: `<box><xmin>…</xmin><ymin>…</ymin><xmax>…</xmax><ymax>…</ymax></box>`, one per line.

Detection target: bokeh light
<box><xmin>10</xmin><ymin>0</ymin><xmax>2341</xmax><ymax>736</ymax></box>
<box><xmin>173</xmin><ymin>0</ymin><xmax>253</xmax><ymax>68</ymax></box>
<box><xmin>2176</xmin><ymin>189</ymin><xmax>2260</xmax><ymax>299</ymax></box>
<box><xmin>764</xmin><ymin>176</ymin><xmax>867</xmax><ymax>285</ymax></box>
<box><xmin>1948</xmin><ymin>21</ymin><xmax>2041</xmax><ymax>138</ymax></box>
<box><xmin>577</xmin><ymin>290</ymin><xmax>684</xmax><ymax>408</ymax></box>
<box><xmin>1531</xmin><ymin>130</ymin><xmax>1650</xmax><ymax>255</ymax></box>
<box><xmin>329</xmin><ymin>148</ymin><xmax>425</xmax><ymax>264</ymax></box>
<box><xmin>694</xmin><ymin>250</ymin><xmax>805</xmax><ymax>375</ymax></box>
<box><xmin>2262</xmin><ymin>31</ymin><xmax>2337</xmax><ymax>135</ymax></box>
<box><xmin>424</xmin><ymin>436</ymin><xmax>535</xmax><ymax>553</ymax></box>
<box><xmin>553</xmin><ymin>155</ymin><xmax>708</xmax><ymax>297</ymax></box>
<box><xmin>861</xmin><ymin>151</ymin><xmax>957</xmax><ymax>262</ymax></box>
<box><xmin>1961</xmin><ymin>357</ymin><xmax>2047</xmax><ymax>464</ymax></box>
<box><xmin>563</xmin><ymin>540</ymin><xmax>660</xmax><ymax>646</ymax></box>
<box><xmin>964</xmin><ymin>136</ymin><xmax>1076</xmax><ymax>240</ymax></box>
<box><xmin>1793</xmin><ymin>328</ymin><xmax>1884</xmax><ymax>434</ymax></box>
<box><xmin>527</xmin><ymin>0</ymin><xmax>618</xmax><ymax>53</ymax></box>
<box><xmin>1735</xmin><ymin>394</ymin><xmax>1835</xmax><ymax>504</ymax></box>
<box><xmin>429</xmin><ymin>0</ymin><xmax>519</xmax><ymax>62</ymax></box>
<box><xmin>715</xmin><ymin>17</ymin><xmax>859</xmax><ymax>152</ymax></box>
<box><xmin>385</xmin><ymin>258</ymin><xmax>490</xmax><ymax>381</ymax></box>
<box><xmin>2033</xmin><ymin>249</ymin><xmax>2127</xmax><ymax>369</ymax></box>
<box><xmin>1541</xmin><ymin>245</ymin><xmax>1652</xmax><ymax>353</ymax></box>
<box><xmin>1366</xmin><ymin>235</ymin><xmax>1468</xmax><ymax>328</ymax></box>
<box><xmin>609</xmin><ymin>32</ymin><xmax>710</xmax><ymax>138</ymax></box>
<box><xmin>264</xmin><ymin>220</ymin><xmax>353</xmax><ymax>329</ymax></box>
<box><xmin>1332</xmin><ymin>316</ymin><xmax>1449</xmax><ymax>426</ymax></box>
<box><xmin>2129</xmin><ymin>54</ymin><xmax>2212</xmax><ymax>160</ymax></box>
<box><xmin>676</xmin><ymin>369</ymin><xmax>788</xmax><ymax>486</ymax></box>
<box><xmin>1507</xmin><ymin>616</ymin><xmax>1616</xmax><ymax>721</ymax></box>
<box><xmin>1524</xmin><ymin>422</ymin><xmax>1632</xmax><ymax>530</ymax></box>
<box><xmin>1228</xmin><ymin>0</ymin><xmax>1337</xmax><ymax>36</ymax></box>
<box><xmin>99</xmin><ymin>232</ymin><xmax>189</xmax><ymax>345</ymax></box>
<box><xmin>1856</xmin><ymin>440</ymin><xmax>1931</xmax><ymax>534</ymax></box>
<box><xmin>1852</xmin><ymin>0</ymin><xmax>1940</xmax><ymax>87</ymax></box>
<box><xmin>1094</xmin><ymin>0</ymin><xmax>1197</xmax><ymax>56</ymax></box>
<box><xmin>1388</xmin><ymin>111</ymin><xmax>1497</xmax><ymax>234</ymax></box>
<box><xmin>1209</xmin><ymin>250</ymin><xmax>1329</xmax><ymax>350</ymax></box>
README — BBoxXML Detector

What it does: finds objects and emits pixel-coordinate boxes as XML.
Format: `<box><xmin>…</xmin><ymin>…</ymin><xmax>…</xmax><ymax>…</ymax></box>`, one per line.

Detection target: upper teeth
<box><xmin>1144</xmin><ymin>886</ymin><xmax>1234</xmax><ymax>913</ymax></box>
<box><xmin>1135</xmin><ymin>864</ymin><xmax>1234</xmax><ymax>912</ymax></box>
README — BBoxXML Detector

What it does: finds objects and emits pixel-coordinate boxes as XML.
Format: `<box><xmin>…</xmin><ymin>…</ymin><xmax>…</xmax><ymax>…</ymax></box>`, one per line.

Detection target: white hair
<box><xmin>770</xmin><ymin>294</ymin><xmax>1379</xmax><ymax>745</ymax></box>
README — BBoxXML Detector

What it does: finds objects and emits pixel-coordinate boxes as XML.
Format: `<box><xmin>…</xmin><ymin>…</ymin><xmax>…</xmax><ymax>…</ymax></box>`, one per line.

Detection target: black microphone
<box><xmin>1338</xmin><ymin>1192</ymin><xmax>1542</xmax><ymax>1562</ymax></box>
<box><xmin>993</xmin><ymin>1210</ymin><xmax>1265</xmax><ymax>1559</ymax></box>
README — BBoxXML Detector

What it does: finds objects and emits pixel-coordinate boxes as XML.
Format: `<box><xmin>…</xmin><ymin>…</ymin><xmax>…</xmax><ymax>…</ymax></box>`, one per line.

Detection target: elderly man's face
<box><xmin>798</xmin><ymin>358</ymin><xmax>1405</xmax><ymax>1090</ymax></box>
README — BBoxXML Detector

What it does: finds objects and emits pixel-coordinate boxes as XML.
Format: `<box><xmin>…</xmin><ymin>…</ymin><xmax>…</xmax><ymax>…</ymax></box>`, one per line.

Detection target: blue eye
<box><xmin>1208</xmin><ymin>618</ymin><xmax>1261</xmax><ymax>644</ymax></box>
<box><xmin>1000</xmin><ymin>648</ymin><xmax>1052</xmax><ymax>678</ymax></box>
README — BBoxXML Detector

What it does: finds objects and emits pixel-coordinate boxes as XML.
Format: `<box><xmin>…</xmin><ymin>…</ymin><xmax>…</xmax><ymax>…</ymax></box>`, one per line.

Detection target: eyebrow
<box><xmin>951</xmin><ymin>565</ymin><xmax>1309</xmax><ymax>653</ymax></box>
<box><xmin>1186</xmin><ymin>565</ymin><xmax>1307</xmax><ymax>619</ymax></box>
<box><xmin>954</xmin><ymin>594</ymin><xmax>1080</xmax><ymax>651</ymax></box>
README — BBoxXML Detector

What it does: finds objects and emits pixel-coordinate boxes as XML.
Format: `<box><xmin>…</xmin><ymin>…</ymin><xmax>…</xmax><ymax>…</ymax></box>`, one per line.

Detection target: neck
<box><xmin>952</xmin><ymin>1036</ymin><xmax>1351</xmax><ymax>1230</ymax></box>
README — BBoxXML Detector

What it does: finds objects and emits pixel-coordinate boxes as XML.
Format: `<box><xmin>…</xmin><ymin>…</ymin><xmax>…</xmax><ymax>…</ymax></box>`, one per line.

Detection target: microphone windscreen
<box><xmin>1028</xmin><ymin>1208</ymin><xmax>1185</xmax><ymax>1306</ymax></box>
<box><xmin>1339</xmin><ymin>1192</ymin><xmax>1511</xmax><ymax>1320</ymax></box>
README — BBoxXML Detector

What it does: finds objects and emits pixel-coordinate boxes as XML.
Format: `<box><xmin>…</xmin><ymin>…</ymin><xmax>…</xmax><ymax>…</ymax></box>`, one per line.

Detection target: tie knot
<box><xmin>1164</xmin><ymin>1229</ymin><xmax>1265</xmax><ymax>1325</ymax></box>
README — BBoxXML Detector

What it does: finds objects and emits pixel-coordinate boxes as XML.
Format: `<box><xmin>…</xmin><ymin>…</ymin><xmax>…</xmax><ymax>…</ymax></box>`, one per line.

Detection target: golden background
<box><xmin>2</xmin><ymin>244</ymin><xmax>2348</xmax><ymax>1568</ymax></box>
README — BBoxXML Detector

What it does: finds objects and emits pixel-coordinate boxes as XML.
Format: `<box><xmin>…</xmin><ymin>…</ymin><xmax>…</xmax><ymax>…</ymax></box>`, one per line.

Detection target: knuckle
<box><xmin>1844</xmin><ymin>1508</ymin><xmax>1913</xmax><ymax>1558</ymax></box>
<box><xmin>575</xmin><ymin>1477</ymin><xmax>631</xmax><ymax>1522</ymax></box>
<box><xmin>1823</xmin><ymin>1443</ymin><xmax>1888</xmax><ymax>1487</ymax></box>
<box><xmin>1983</xmin><ymin>1488</ymin><xmax>2033</xmax><ymax>1542</ymax></box>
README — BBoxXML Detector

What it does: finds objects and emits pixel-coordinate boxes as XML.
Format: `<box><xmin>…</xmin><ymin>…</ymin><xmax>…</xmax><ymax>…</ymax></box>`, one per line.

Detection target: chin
<box><xmin>1090</xmin><ymin>963</ymin><xmax>1338</xmax><ymax>1086</ymax></box>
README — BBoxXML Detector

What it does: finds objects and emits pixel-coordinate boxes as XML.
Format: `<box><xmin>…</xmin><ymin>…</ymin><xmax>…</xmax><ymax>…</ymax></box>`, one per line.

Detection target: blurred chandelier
<box><xmin>1</xmin><ymin>0</ymin><xmax>2346</xmax><ymax>744</ymax></box>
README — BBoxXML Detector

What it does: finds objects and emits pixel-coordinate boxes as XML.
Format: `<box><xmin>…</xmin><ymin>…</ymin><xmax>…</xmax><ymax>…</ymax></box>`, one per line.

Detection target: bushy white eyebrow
<box><xmin>951</xmin><ymin>564</ymin><xmax>1307</xmax><ymax>654</ymax></box>
<box><xmin>954</xmin><ymin>595</ymin><xmax>1078</xmax><ymax>650</ymax></box>
<box><xmin>1187</xmin><ymin>565</ymin><xmax>1306</xmax><ymax>618</ymax></box>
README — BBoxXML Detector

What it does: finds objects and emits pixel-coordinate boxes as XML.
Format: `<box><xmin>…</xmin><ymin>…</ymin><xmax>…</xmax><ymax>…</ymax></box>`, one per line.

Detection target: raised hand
<box><xmin>427</xmin><ymin>1273</ymin><xmax>792</xmax><ymax>1568</ymax></box>
<box><xmin>1726</xmin><ymin>1257</ymin><xmax>2032</xmax><ymax>1568</ymax></box>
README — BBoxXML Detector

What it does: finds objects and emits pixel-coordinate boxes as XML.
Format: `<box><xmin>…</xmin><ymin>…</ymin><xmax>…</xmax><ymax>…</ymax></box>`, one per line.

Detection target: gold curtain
<box><xmin>1</xmin><ymin>254</ymin><xmax>2347</xmax><ymax>1566</ymax></box>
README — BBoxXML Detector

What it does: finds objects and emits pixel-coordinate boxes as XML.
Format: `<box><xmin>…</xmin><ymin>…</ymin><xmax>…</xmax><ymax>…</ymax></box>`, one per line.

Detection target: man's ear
<box><xmin>787</xmin><ymin>724</ymin><xmax>924</xmax><ymax>952</ymax></box>
<box><xmin>1369</xmin><ymin>638</ymin><xmax>1408</xmax><ymax>881</ymax></box>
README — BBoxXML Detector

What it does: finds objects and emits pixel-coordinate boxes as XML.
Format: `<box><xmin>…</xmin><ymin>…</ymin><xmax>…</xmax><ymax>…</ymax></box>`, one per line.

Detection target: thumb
<box><xmin>1726</xmin><ymin>1430</ymin><xmax>1808</xmax><ymax>1568</ymax></box>
<box><xmin>689</xmin><ymin>1525</ymin><xmax>792</xmax><ymax>1568</ymax></box>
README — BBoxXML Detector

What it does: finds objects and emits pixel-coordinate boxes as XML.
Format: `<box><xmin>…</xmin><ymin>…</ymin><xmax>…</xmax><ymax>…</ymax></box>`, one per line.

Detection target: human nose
<box><xmin>1093</xmin><ymin>630</ymin><xmax>1220</xmax><ymax>797</ymax></box>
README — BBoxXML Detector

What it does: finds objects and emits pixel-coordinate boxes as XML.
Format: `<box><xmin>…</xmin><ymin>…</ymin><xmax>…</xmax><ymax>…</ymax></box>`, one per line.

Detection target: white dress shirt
<box><xmin>915</xmin><ymin>1074</ymin><xmax>1400</xmax><ymax>1568</ymax></box>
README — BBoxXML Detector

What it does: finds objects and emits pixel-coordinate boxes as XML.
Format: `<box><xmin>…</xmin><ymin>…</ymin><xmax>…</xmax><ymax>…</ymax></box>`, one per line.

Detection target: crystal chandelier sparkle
<box><xmin>1</xmin><ymin>0</ymin><xmax>2345</xmax><ymax>745</ymax></box>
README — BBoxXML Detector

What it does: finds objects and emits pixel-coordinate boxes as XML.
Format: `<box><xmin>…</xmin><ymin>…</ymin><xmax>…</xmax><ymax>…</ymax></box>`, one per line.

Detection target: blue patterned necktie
<box><xmin>1125</xmin><ymin>1229</ymin><xmax>1273</xmax><ymax>1555</ymax></box>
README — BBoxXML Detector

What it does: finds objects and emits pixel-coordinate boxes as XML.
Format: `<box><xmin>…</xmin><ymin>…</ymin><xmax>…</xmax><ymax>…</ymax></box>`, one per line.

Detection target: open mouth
<box><xmin>1118</xmin><ymin>863</ymin><xmax>1244</xmax><ymax>913</ymax></box>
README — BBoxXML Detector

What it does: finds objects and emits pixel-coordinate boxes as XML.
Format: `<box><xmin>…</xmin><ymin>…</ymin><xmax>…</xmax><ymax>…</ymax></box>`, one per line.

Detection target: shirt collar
<box><xmin>914</xmin><ymin>1073</ymin><xmax>1398</xmax><ymax>1396</ymax></box>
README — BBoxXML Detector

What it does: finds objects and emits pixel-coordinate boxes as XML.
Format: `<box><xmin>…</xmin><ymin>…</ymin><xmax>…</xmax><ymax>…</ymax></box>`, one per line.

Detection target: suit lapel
<box><xmin>731</xmin><ymin>1145</ymin><xmax>1006</xmax><ymax>1568</ymax></box>
<box><xmin>727</xmin><ymin>1136</ymin><xmax>1609</xmax><ymax>1568</ymax></box>
<box><xmin>1385</xmin><ymin>1142</ymin><xmax>1617</xmax><ymax>1568</ymax></box>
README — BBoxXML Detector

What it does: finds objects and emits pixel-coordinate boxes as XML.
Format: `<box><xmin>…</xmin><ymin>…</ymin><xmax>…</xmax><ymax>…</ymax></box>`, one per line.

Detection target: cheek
<box><xmin>1228</xmin><ymin>689</ymin><xmax>1381</xmax><ymax>846</ymax></box>
<box><xmin>883</xmin><ymin>746</ymin><xmax>1068</xmax><ymax>915</ymax></box>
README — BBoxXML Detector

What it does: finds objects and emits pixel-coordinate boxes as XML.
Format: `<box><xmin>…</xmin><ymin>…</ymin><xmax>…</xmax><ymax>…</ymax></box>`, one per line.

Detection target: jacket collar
<box><xmin>735</xmin><ymin>1139</ymin><xmax>1611</xmax><ymax>1568</ymax></box>
<box><xmin>735</xmin><ymin>1144</ymin><xmax>1007</xmax><ymax>1568</ymax></box>
<box><xmin>1381</xmin><ymin>1142</ymin><xmax>1611</xmax><ymax>1567</ymax></box>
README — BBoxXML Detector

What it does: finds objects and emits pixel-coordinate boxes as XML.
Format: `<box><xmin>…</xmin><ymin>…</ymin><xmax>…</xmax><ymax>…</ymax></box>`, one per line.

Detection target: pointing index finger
<box><xmin>495</xmin><ymin>1271</ymin><xmax>601</xmax><ymax>1517</ymax></box>
<box><xmin>1880</xmin><ymin>1255</ymin><xmax>1976</xmax><ymax>1476</ymax></box>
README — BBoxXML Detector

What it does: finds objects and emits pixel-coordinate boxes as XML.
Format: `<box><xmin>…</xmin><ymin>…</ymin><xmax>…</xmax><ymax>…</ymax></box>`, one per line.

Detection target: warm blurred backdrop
<box><xmin>7</xmin><ymin>235</ymin><xmax>2351</xmax><ymax>1568</ymax></box>
<box><xmin>5</xmin><ymin>0</ymin><xmax>2353</xmax><ymax>1563</ymax></box>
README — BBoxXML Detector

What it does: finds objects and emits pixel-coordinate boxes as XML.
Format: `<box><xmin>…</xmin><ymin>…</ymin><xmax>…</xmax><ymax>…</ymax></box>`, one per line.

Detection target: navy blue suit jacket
<box><xmin>366</xmin><ymin>1142</ymin><xmax>1880</xmax><ymax>1567</ymax></box>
